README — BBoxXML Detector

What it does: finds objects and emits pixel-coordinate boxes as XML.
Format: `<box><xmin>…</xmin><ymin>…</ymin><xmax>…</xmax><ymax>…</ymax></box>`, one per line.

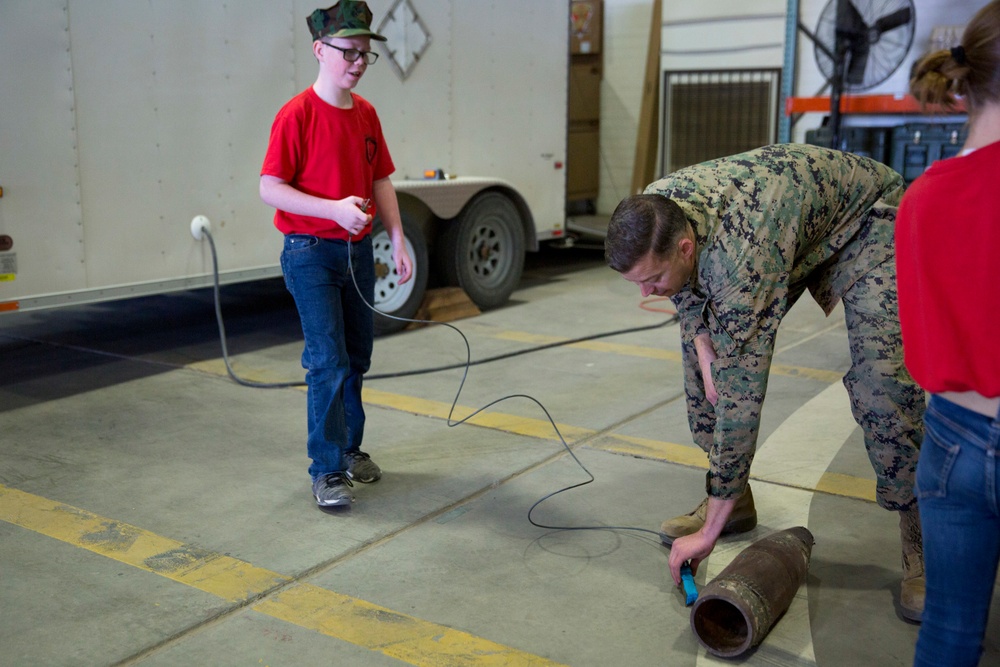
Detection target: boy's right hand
<box><xmin>334</xmin><ymin>196</ymin><xmax>372</xmax><ymax>236</ymax></box>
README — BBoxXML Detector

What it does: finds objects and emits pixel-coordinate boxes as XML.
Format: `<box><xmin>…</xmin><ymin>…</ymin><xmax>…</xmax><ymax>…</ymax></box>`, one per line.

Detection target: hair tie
<box><xmin>951</xmin><ymin>45</ymin><xmax>967</xmax><ymax>66</ymax></box>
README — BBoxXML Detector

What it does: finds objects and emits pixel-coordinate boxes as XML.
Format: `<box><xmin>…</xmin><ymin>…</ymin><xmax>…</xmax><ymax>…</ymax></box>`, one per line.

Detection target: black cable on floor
<box><xmin>203</xmin><ymin>228</ymin><xmax>677</xmax><ymax>386</ymax></box>
<box><xmin>203</xmin><ymin>228</ymin><xmax>671</xmax><ymax>539</ymax></box>
<box><xmin>368</xmin><ymin>313</ymin><xmax>676</xmax><ymax>379</ymax></box>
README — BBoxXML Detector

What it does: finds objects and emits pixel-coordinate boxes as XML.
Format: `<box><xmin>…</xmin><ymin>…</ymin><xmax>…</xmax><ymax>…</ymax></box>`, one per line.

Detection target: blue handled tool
<box><xmin>680</xmin><ymin>562</ymin><xmax>698</xmax><ymax>606</ymax></box>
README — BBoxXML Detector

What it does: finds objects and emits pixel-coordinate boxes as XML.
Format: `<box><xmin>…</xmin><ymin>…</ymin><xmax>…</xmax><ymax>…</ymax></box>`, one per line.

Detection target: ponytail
<box><xmin>909</xmin><ymin>0</ymin><xmax>1000</xmax><ymax>115</ymax></box>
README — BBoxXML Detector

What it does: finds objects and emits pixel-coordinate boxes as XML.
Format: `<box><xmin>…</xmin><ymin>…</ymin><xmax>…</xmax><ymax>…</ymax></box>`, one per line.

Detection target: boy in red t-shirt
<box><xmin>260</xmin><ymin>1</ymin><xmax>412</xmax><ymax>510</ymax></box>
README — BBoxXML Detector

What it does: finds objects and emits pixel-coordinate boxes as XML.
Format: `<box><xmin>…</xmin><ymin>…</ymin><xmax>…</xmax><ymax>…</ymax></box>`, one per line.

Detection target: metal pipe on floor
<box><xmin>690</xmin><ymin>526</ymin><xmax>815</xmax><ymax>658</ymax></box>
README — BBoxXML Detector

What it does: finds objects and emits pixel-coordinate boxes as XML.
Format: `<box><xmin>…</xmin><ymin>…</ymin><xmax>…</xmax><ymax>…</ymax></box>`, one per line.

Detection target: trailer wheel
<box><xmin>371</xmin><ymin>213</ymin><xmax>428</xmax><ymax>336</ymax></box>
<box><xmin>440</xmin><ymin>192</ymin><xmax>526</xmax><ymax>310</ymax></box>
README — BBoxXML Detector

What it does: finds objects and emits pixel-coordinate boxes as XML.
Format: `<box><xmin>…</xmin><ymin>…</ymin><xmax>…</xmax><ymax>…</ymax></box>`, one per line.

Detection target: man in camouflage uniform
<box><xmin>605</xmin><ymin>143</ymin><xmax>925</xmax><ymax>621</ymax></box>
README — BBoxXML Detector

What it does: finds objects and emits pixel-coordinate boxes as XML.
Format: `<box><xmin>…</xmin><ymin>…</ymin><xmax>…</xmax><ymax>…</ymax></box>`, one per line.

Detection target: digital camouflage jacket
<box><xmin>645</xmin><ymin>143</ymin><xmax>905</xmax><ymax>498</ymax></box>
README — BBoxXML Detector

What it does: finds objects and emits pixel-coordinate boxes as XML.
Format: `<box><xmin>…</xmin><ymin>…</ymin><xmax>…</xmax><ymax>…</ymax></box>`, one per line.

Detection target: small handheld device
<box><xmin>359</xmin><ymin>198</ymin><xmax>371</xmax><ymax>213</ymax></box>
<box><xmin>680</xmin><ymin>562</ymin><xmax>698</xmax><ymax>606</ymax></box>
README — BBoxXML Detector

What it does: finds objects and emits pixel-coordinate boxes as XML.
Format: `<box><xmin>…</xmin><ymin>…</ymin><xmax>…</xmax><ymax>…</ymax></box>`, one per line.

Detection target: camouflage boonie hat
<box><xmin>308</xmin><ymin>1</ymin><xmax>387</xmax><ymax>42</ymax></box>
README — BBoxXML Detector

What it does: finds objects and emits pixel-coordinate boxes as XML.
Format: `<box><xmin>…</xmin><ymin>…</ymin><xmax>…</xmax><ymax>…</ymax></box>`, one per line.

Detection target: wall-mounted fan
<box><xmin>803</xmin><ymin>0</ymin><xmax>916</xmax><ymax>145</ymax></box>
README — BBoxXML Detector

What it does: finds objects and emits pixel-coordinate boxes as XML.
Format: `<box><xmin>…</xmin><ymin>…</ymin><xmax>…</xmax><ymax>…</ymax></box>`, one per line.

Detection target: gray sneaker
<box><xmin>312</xmin><ymin>472</ymin><xmax>354</xmax><ymax>507</ymax></box>
<box><xmin>345</xmin><ymin>450</ymin><xmax>381</xmax><ymax>483</ymax></box>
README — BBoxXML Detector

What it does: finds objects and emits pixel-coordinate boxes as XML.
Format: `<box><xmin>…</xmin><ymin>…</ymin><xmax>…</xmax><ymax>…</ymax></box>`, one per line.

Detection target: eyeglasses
<box><xmin>321</xmin><ymin>42</ymin><xmax>379</xmax><ymax>65</ymax></box>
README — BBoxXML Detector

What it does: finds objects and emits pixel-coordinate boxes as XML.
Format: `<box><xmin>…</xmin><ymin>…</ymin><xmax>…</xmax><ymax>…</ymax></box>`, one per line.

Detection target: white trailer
<box><xmin>0</xmin><ymin>0</ymin><xmax>572</xmax><ymax>334</ymax></box>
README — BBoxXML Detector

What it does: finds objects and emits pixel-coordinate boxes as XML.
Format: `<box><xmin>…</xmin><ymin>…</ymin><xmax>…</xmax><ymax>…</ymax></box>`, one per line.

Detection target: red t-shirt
<box><xmin>261</xmin><ymin>88</ymin><xmax>394</xmax><ymax>240</ymax></box>
<box><xmin>895</xmin><ymin>139</ymin><xmax>1000</xmax><ymax>396</ymax></box>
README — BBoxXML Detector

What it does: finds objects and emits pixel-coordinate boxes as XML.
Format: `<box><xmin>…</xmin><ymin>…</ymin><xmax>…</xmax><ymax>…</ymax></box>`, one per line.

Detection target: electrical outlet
<box><xmin>190</xmin><ymin>215</ymin><xmax>211</xmax><ymax>241</ymax></box>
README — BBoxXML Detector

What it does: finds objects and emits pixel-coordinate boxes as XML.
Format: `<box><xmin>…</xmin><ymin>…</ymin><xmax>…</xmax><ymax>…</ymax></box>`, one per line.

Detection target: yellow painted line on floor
<box><xmin>186</xmin><ymin>359</ymin><xmax>289</xmax><ymax>384</ymax></box>
<box><xmin>596</xmin><ymin>434</ymin><xmax>709</xmax><ymax>469</ymax></box>
<box><xmin>493</xmin><ymin>330</ymin><xmax>683</xmax><ymax>362</ymax></box>
<box><xmin>187</xmin><ymin>358</ymin><xmax>238</xmax><ymax>376</ymax></box>
<box><xmin>769</xmin><ymin>363</ymin><xmax>844</xmax><ymax>384</ymax></box>
<box><xmin>0</xmin><ymin>484</ymin><xmax>288</xmax><ymax>602</ymax></box>
<box><xmin>367</xmin><ymin>388</ymin><xmax>874</xmax><ymax>504</ymax></box>
<box><xmin>816</xmin><ymin>472</ymin><xmax>877</xmax><ymax>503</ymax></box>
<box><xmin>186</xmin><ymin>361</ymin><xmax>594</xmax><ymax>445</ymax></box>
<box><xmin>592</xmin><ymin>435</ymin><xmax>876</xmax><ymax>504</ymax></box>
<box><xmin>256</xmin><ymin>584</ymin><xmax>564</xmax><ymax>666</ymax></box>
<box><xmin>362</xmin><ymin>388</ymin><xmax>595</xmax><ymax>443</ymax></box>
<box><xmin>187</xmin><ymin>353</ymin><xmax>867</xmax><ymax>504</ymax></box>
<box><xmin>0</xmin><ymin>484</ymin><xmax>566</xmax><ymax>667</ymax></box>
<box><xmin>190</xmin><ymin>329</ymin><xmax>843</xmax><ymax>387</ymax></box>
<box><xmin>491</xmin><ymin>330</ymin><xmax>845</xmax><ymax>383</ymax></box>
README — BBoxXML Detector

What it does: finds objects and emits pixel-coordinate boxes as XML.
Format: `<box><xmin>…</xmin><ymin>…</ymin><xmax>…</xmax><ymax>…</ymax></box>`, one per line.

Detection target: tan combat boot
<box><xmin>659</xmin><ymin>485</ymin><xmax>758</xmax><ymax>546</ymax></box>
<box><xmin>899</xmin><ymin>506</ymin><xmax>925</xmax><ymax>622</ymax></box>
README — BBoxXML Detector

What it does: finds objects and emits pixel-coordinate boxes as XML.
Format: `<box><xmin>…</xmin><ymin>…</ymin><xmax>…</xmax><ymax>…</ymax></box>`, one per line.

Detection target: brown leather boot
<box><xmin>659</xmin><ymin>485</ymin><xmax>758</xmax><ymax>546</ymax></box>
<box><xmin>899</xmin><ymin>505</ymin><xmax>925</xmax><ymax>623</ymax></box>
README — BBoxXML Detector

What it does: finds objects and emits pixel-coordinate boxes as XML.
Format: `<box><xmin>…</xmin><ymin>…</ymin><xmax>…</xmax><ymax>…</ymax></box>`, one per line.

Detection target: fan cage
<box><xmin>813</xmin><ymin>0</ymin><xmax>916</xmax><ymax>92</ymax></box>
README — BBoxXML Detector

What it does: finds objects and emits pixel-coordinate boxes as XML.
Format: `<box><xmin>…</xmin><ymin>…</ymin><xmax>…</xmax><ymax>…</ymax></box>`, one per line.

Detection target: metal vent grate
<box><xmin>661</xmin><ymin>69</ymin><xmax>781</xmax><ymax>176</ymax></box>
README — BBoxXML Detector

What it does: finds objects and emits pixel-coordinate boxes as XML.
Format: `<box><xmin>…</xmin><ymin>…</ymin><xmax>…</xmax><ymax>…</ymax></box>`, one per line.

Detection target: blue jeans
<box><xmin>914</xmin><ymin>395</ymin><xmax>1000</xmax><ymax>667</ymax></box>
<box><xmin>280</xmin><ymin>234</ymin><xmax>374</xmax><ymax>481</ymax></box>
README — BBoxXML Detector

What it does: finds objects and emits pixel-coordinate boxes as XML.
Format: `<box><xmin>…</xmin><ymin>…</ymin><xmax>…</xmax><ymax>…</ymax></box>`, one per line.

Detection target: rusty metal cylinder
<box><xmin>690</xmin><ymin>526</ymin><xmax>814</xmax><ymax>658</ymax></box>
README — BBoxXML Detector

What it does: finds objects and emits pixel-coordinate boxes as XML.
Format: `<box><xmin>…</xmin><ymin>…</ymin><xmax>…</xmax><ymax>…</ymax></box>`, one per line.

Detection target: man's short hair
<box><xmin>605</xmin><ymin>194</ymin><xmax>690</xmax><ymax>273</ymax></box>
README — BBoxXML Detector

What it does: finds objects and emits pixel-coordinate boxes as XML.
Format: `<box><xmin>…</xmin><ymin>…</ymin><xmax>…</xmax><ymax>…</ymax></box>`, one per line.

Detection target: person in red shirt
<box><xmin>896</xmin><ymin>2</ymin><xmax>1000</xmax><ymax>664</ymax></box>
<box><xmin>260</xmin><ymin>1</ymin><xmax>412</xmax><ymax>510</ymax></box>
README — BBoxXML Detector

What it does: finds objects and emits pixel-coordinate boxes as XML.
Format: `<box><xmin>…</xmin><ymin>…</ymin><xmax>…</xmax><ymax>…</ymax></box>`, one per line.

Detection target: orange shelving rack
<box><xmin>785</xmin><ymin>94</ymin><xmax>966</xmax><ymax>115</ymax></box>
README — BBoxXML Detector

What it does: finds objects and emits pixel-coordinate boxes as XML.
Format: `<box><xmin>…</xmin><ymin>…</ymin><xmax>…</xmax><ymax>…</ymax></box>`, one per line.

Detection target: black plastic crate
<box><xmin>805</xmin><ymin>125</ymin><xmax>892</xmax><ymax>164</ymax></box>
<box><xmin>889</xmin><ymin>123</ymin><xmax>968</xmax><ymax>185</ymax></box>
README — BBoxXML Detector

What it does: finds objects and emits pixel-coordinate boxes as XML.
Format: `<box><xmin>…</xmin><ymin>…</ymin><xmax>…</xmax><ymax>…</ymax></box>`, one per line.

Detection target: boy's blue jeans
<box><xmin>914</xmin><ymin>395</ymin><xmax>1000</xmax><ymax>667</ymax></box>
<box><xmin>280</xmin><ymin>234</ymin><xmax>374</xmax><ymax>481</ymax></box>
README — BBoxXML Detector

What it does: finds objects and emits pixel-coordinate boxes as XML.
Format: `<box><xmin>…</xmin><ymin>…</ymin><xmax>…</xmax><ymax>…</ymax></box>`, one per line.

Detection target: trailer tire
<box><xmin>439</xmin><ymin>192</ymin><xmax>525</xmax><ymax>310</ymax></box>
<box><xmin>371</xmin><ymin>213</ymin><xmax>428</xmax><ymax>336</ymax></box>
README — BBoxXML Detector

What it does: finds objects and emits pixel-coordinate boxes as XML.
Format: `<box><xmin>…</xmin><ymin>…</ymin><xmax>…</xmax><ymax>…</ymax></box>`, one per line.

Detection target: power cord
<box><xmin>203</xmin><ymin>228</ymin><xmax>676</xmax><ymax>383</ymax></box>
<box><xmin>201</xmin><ymin>227</ymin><xmax>674</xmax><ymax>538</ymax></box>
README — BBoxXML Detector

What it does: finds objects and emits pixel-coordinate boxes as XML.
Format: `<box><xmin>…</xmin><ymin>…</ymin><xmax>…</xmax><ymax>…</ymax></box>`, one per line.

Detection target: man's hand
<box><xmin>694</xmin><ymin>333</ymin><xmax>718</xmax><ymax>405</ymax></box>
<box><xmin>666</xmin><ymin>494</ymin><xmax>736</xmax><ymax>584</ymax></box>
<box><xmin>668</xmin><ymin>531</ymin><xmax>717</xmax><ymax>584</ymax></box>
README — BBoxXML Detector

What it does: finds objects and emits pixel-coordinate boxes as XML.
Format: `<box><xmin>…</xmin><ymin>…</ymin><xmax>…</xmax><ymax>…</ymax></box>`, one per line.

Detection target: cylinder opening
<box><xmin>691</xmin><ymin>598</ymin><xmax>752</xmax><ymax>656</ymax></box>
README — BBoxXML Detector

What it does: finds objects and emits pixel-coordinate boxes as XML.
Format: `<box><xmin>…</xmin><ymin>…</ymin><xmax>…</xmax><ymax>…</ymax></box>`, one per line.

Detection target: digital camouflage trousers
<box><xmin>683</xmin><ymin>258</ymin><xmax>924</xmax><ymax>510</ymax></box>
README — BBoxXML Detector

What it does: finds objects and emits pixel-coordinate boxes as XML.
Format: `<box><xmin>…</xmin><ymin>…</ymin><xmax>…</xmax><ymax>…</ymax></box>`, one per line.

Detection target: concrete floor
<box><xmin>2</xmin><ymin>245</ymin><xmax>999</xmax><ymax>667</ymax></box>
